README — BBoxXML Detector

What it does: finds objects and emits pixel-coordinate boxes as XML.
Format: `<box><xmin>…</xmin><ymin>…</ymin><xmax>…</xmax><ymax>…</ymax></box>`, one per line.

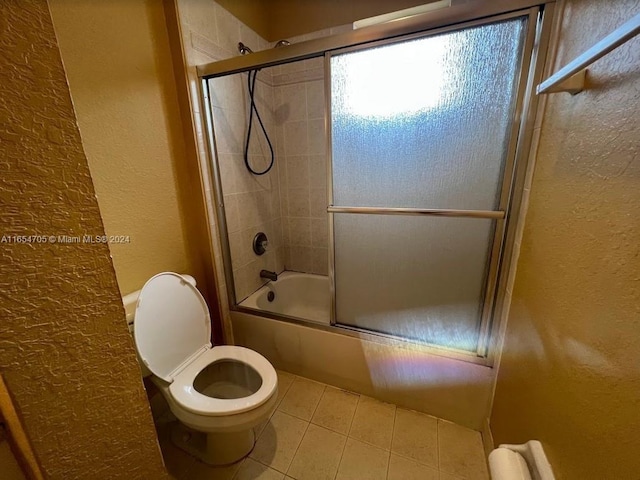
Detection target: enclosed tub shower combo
<box><xmin>194</xmin><ymin>0</ymin><xmax>560</xmax><ymax>432</ymax></box>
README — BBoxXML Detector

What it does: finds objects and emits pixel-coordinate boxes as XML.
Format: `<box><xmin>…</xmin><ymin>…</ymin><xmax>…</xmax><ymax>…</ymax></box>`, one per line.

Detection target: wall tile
<box><xmin>288</xmin><ymin>188</ymin><xmax>310</xmax><ymax>217</ymax></box>
<box><xmin>310</xmin><ymin>188</ymin><xmax>327</xmax><ymax>218</ymax></box>
<box><xmin>281</xmin><ymin>59</ymin><xmax>307</xmax><ymax>76</ymax></box>
<box><xmin>284</xmin><ymin>120</ymin><xmax>308</xmax><ymax>156</ymax></box>
<box><xmin>214</xmin><ymin>4</ymin><xmax>240</xmax><ymax>55</ymax></box>
<box><xmin>281</xmin><ymin>83</ymin><xmax>307</xmax><ymax>122</ymax></box>
<box><xmin>288</xmin><ymin>246</ymin><xmax>312</xmax><ymax>272</ymax></box>
<box><xmin>311</xmin><ymin>248</ymin><xmax>329</xmax><ymax>275</ymax></box>
<box><xmin>229</xmin><ymin>230</ymin><xmax>248</xmax><ymax>269</ymax></box>
<box><xmin>288</xmin><ymin>217</ymin><xmax>312</xmax><ymax>247</ymax></box>
<box><xmin>309</xmin><ymin>155</ymin><xmax>327</xmax><ymax>188</ymax></box>
<box><xmin>180</xmin><ymin>0</ymin><xmax>219</xmax><ymax>45</ymax></box>
<box><xmin>212</xmin><ymin>107</ymin><xmax>244</xmax><ymax>154</ymax></box>
<box><xmin>223</xmin><ymin>194</ymin><xmax>241</xmax><ymax>233</ymax></box>
<box><xmin>306</xmin><ymin>80</ymin><xmax>325</xmax><ymax>120</ymax></box>
<box><xmin>217</xmin><ymin>153</ymin><xmax>237</xmax><ymax>195</ymax></box>
<box><xmin>311</xmin><ymin>218</ymin><xmax>328</xmax><ymax>248</ymax></box>
<box><xmin>308</xmin><ymin>119</ymin><xmax>325</xmax><ymax>155</ymax></box>
<box><xmin>286</xmin><ymin>155</ymin><xmax>310</xmax><ymax>186</ymax></box>
<box><xmin>209</xmin><ymin>73</ymin><xmax>244</xmax><ymax>113</ymax></box>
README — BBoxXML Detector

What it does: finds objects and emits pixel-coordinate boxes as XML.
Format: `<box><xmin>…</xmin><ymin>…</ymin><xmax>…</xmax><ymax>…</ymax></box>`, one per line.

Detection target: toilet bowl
<box><xmin>132</xmin><ymin>272</ymin><xmax>278</xmax><ymax>465</ymax></box>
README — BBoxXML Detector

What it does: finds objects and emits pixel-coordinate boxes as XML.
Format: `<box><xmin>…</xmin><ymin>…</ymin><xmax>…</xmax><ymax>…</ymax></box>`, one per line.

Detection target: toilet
<box><xmin>131</xmin><ymin>272</ymin><xmax>278</xmax><ymax>465</ymax></box>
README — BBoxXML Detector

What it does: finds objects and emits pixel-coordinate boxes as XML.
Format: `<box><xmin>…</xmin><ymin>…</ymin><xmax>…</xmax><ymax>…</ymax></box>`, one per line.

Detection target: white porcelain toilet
<box><xmin>132</xmin><ymin>272</ymin><xmax>278</xmax><ymax>465</ymax></box>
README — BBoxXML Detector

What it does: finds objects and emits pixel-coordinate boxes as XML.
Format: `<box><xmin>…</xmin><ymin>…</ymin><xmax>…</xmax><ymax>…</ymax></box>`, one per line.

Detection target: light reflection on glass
<box><xmin>333</xmin><ymin>35</ymin><xmax>451</xmax><ymax>119</ymax></box>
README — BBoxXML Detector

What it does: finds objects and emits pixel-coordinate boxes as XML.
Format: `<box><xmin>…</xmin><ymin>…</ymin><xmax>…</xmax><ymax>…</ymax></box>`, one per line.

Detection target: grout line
<box><xmin>385</xmin><ymin>406</ymin><xmax>399</xmax><ymax>479</ymax></box>
<box><xmin>254</xmin><ymin>372</ymin><xmax>296</xmax><ymax>443</ymax></box>
<box><xmin>345</xmin><ymin>392</ymin><xmax>361</xmax><ymax>438</ymax></box>
<box><xmin>284</xmin><ymin>383</ymin><xmax>326</xmax><ymax>477</ymax></box>
<box><xmin>229</xmin><ymin>458</ymin><xmax>246</xmax><ymax>480</ymax></box>
<box><xmin>333</xmin><ymin>392</ymin><xmax>364</xmax><ymax>479</ymax></box>
<box><xmin>389</xmin><ymin>450</ymin><xmax>440</xmax><ymax>471</ymax></box>
<box><xmin>436</xmin><ymin>419</ymin><xmax>441</xmax><ymax>472</ymax></box>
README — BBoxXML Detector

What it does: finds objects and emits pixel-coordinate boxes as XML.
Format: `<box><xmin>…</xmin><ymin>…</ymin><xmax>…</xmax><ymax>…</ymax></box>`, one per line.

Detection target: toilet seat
<box><xmin>135</xmin><ymin>272</ymin><xmax>277</xmax><ymax>417</ymax></box>
<box><xmin>135</xmin><ymin>272</ymin><xmax>211</xmax><ymax>382</ymax></box>
<box><xmin>169</xmin><ymin>345</ymin><xmax>277</xmax><ymax>417</ymax></box>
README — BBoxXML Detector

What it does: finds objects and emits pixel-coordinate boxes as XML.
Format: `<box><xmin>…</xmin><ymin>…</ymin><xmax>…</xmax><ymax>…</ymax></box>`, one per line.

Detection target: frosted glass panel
<box><xmin>331</xmin><ymin>17</ymin><xmax>527</xmax><ymax>210</ymax></box>
<box><xmin>334</xmin><ymin>215</ymin><xmax>494</xmax><ymax>351</ymax></box>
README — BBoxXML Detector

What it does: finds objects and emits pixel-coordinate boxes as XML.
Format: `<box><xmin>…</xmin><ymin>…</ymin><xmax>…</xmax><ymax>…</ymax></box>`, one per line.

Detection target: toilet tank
<box><xmin>122</xmin><ymin>274</ymin><xmax>197</xmax><ymax>377</ymax></box>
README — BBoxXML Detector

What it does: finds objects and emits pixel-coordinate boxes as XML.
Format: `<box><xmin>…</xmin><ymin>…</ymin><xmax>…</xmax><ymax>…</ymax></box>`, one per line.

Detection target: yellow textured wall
<box><xmin>490</xmin><ymin>2</ymin><xmax>640</xmax><ymax>479</ymax></box>
<box><xmin>48</xmin><ymin>0</ymin><xmax>193</xmax><ymax>295</ymax></box>
<box><xmin>0</xmin><ymin>1</ymin><xmax>169</xmax><ymax>478</ymax></box>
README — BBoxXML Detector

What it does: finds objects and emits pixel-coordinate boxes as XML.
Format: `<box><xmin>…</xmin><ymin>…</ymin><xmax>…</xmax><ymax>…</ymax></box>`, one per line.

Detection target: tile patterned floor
<box><xmin>158</xmin><ymin>370</ymin><xmax>490</xmax><ymax>480</ymax></box>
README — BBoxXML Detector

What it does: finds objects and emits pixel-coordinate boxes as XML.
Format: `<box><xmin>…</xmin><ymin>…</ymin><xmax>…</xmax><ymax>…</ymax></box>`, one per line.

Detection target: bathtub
<box><xmin>232</xmin><ymin>270</ymin><xmax>494</xmax><ymax>430</ymax></box>
<box><xmin>239</xmin><ymin>271</ymin><xmax>330</xmax><ymax>325</ymax></box>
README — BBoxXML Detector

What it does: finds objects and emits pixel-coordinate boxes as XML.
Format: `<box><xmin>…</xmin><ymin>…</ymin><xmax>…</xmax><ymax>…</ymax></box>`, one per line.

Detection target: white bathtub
<box><xmin>239</xmin><ymin>271</ymin><xmax>330</xmax><ymax>324</ymax></box>
<box><xmin>232</xmin><ymin>270</ymin><xmax>494</xmax><ymax>430</ymax></box>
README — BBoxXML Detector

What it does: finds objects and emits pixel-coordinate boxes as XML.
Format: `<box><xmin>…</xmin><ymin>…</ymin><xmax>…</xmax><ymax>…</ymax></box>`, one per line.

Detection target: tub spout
<box><xmin>260</xmin><ymin>270</ymin><xmax>278</xmax><ymax>281</ymax></box>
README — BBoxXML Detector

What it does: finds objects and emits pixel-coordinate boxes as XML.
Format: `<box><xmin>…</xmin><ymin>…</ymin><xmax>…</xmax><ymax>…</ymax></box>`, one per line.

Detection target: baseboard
<box><xmin>481</xmin><ymin>417</ymin><xmax>495</xmax><ymax>459</ymax></box>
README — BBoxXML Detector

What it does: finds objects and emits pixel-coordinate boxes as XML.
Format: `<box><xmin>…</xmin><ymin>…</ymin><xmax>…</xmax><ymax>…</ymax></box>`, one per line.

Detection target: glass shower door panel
<box><xmin>330</xmin><ymin>17</ymin><xmax>527</xmax><ymax>210</ymax></box>
<box><xmin>334</xmin><ymin>215</ymin><xmax>494</xmax><ymax>351</ymax></box>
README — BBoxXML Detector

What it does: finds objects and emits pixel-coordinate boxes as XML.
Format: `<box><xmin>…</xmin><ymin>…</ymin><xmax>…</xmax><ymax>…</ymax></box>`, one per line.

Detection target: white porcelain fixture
<box><xmin>489</xmin><ymin>440</ymin><xmax>555</xmax><ymax>480</ymax></box>
<box><xmin>132</xmin><ymin>272</ymin><xmax>278</xmax><ymax>465</ymax></box>
<box><xmin>240</xmin><ymin>271</ymin><xmax>330</xmax><ymax>324</ymax></box>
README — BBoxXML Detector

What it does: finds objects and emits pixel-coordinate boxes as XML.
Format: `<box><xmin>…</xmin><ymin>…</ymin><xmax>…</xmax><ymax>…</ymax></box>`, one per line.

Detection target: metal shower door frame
<box><xmin>324</xmin><ymin>7</ymin><xmax>548</xmax><ymax>357</ymax></box>
<box><xmin>197</xmin><ymin>0</ymin><xmax>556</xmax><ymax>365</ymax></box>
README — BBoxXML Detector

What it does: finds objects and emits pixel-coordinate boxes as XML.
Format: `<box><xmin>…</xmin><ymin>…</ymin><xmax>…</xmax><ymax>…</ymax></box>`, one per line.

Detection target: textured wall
<box><xmin>0</xmin><ymin>1</ymin><xmax>169</xmax><ymax>478</ymax></box>
<box><xmin>490</xmin><ymin>1</ymin><xmax>640</xmax><ymax>479</ymax></box>
<box><xmin>48</xmin><ymin>0</ymin><xmax>193</xmax><ymax>296</ymax></box>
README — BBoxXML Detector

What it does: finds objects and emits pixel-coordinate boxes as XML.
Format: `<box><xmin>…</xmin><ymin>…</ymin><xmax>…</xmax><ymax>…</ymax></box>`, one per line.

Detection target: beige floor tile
<box><xmin>336</xmin><ymin>437</ymin><xmax>389</xmax><ymax>480</ymax></box>
<box><xmin>157</xmin><ymin>423</ymin><xmax>196</xmax><ymax>479</ymax></box>
<box><xmin>278</xmin><ymin>377</ymin><xmax>325</xmax><ymax>421</ymax></box>
<box><xmin>250</xmin><ymin>411</ymin><xmax>309</xmax><ymax>473</ymax></box>
<box><xmin>235</xmin><ymin>458</ymin><xmax>285</xmax><ymax>479</ymax></box>
<box><xmin>438</xmin><ymin>420</ymin><xmax>489</xmax><ymax>480</ymax></box>
<box><xmin>255</xmin><ymin>417</ymin><xmax>271</xmax><ymax>440</ymax></box>
<box><xmin>387</xmin><ymin>454</ymin><xmax>438</xmax><ymax>480</ymax></box>
<box><xmin>276</xmin><ymin>370</ymin><xmax>296</xmax><ymax>406</ymax></box>
<box><xmin>287</xmin><ymin>424</ymin><xmax>347</xmax><ymax>480</ymax></box>
<box><xmin>348</xmin><ymin>396</ymin><xmax>396</xmax><ymax>450</ymax></box>
<box><xmin>187</xmin><ymin>457</ymin><xmax>241</xmax><ymax>480</ymax></box>
<box><xmin>439</xmin><ymin>473</ymin><xmax>465</xmax><ymax>480</ymax></box>
<box><xmin>391</xmin><ymin>408</ymin><xmax>438</xmax><ymax>468</ymax></box>
<box><xmin>254</xmin><ymin>370</ymin><xmax>297</xmax><ymax>439</ymax></box>
<box><xmin>311</xmin><ymin>387</ymin><xmax>359</xmax><ymax>435</ymax></box>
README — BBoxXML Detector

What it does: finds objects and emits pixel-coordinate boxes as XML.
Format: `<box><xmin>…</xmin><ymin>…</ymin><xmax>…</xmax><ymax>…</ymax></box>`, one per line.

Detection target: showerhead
<box><xmin>238</xmin><ymin>42</ymin><xmax>253</xmax><ymax>55</ymax></box>
<box><xmin>274</xmin><ymin>39</ymin><xmax>290</xmax><ymax>48</ymax></box>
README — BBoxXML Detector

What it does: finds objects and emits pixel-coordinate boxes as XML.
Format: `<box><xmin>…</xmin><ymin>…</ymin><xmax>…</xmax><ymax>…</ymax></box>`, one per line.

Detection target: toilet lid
<box><xmin>134</xmin><ymin>272</ymin><xmax>211</xmax><ymax>382</ymax></box>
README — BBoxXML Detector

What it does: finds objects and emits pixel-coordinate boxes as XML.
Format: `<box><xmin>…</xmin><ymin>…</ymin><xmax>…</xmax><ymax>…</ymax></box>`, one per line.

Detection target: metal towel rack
<box><xmin>537</xmin><ymin>12</ymin><xmax>640</xmax><ymax>95</ymax></box>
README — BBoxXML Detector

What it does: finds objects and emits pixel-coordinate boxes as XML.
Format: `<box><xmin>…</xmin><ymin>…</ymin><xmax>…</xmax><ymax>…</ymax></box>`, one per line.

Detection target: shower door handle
<box><xmin>327</xmin><ymin>205</ymin><xmax>505</xmax><ymax>219</ymax></box>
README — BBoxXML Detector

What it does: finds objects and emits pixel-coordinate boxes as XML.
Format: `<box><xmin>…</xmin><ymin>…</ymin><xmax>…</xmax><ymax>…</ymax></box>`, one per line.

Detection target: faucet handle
<box><xmin>253</xmin><ymin>232</ymin><xmax>269</xmax><ymax>255</ymax></box>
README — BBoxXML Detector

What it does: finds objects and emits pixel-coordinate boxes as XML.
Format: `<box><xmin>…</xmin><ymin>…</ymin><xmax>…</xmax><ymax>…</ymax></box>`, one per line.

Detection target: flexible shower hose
<box><xmin>244</xmin><ymin>69</ymin><xmax>275</xmax><ymax>175</ymax></box>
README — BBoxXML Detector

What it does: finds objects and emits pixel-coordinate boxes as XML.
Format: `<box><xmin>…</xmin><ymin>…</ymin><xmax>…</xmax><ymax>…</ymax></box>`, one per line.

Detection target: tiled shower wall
<box><xmin>211</xmin><ymin>70</ymin><xmax>286</xmax><ymax>302</ymax></box>
<box><xmin>178</xmin><ymin>0</ymin><xmax>351</xmax><ymax>303</ymax></box>
<box><xmin>272</xmin><ymin>57</ymin><xmax>329</xmax><ymax>275</ymax></box>
<box><xmin>271</xmin><ymin>25</ymin><xmax>350</xmax><ymax>276</ymax></box>
<box><xmin>176</xmin><ymin>1</ymin><xmax>282</xmax><ymax>307</ymax></box>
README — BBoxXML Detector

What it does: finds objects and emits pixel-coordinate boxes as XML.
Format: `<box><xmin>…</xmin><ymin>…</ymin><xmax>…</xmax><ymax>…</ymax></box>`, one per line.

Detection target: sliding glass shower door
<box><xmin>328</xmin><ymin>15</ymin><xmax>532</xmax><ymax>352</ymax></box>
